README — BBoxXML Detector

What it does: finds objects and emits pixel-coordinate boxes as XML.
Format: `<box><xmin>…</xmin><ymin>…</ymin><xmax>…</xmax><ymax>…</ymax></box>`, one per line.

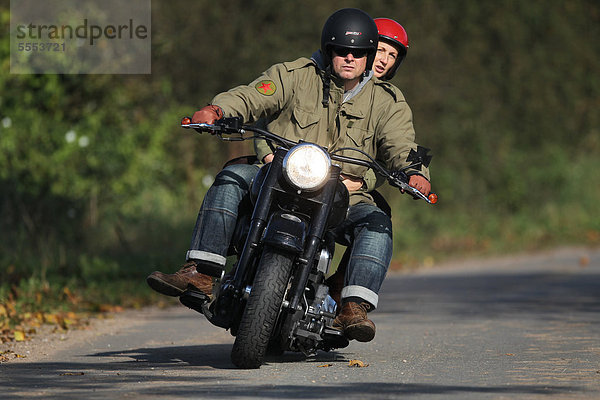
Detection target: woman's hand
<box><xmin>408</xmin><ymin>175</ymin><xmax>431</xmax><ymax>195</ymax></box>
<box><xmin>341</xmin><ymin>174</ymin><xmax>364</xmax><ymax>192</ymax></box>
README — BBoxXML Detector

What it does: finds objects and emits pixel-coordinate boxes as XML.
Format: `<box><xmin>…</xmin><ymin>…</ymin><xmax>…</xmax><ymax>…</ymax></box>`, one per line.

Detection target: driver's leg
<box><xmin>147</xmin><ymin>163</ymin><xmax>259</xmax><ymax>297</ymax></box>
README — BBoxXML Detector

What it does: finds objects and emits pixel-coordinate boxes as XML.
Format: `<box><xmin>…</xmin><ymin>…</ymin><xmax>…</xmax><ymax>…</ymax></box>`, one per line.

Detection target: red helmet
<box><xmin>374</xmin><ymin>18</ymin><xmax>408</xmax><ymax>80</ymax></box>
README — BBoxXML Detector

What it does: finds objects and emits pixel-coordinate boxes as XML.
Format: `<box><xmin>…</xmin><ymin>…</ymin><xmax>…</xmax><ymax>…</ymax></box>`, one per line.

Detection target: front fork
<box><xmin>209</xmin><ymin>152</ymin><xmax>341</xmax><ymax>330</ymax></box>
<box><xmin>286</xmin><ymin>167</ymin><xmax>340</xmax><ymax>312</ymax></box>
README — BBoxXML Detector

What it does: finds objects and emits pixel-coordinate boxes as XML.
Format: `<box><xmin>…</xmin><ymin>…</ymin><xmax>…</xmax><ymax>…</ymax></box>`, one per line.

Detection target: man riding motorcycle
<box><xmin>147</xmin><ymin>8</ymin><xmax>431</xmax><ymax>343</ymax></box>
<box><xmin>254</xmin><ymin>16</ymin><xmax>416</xmax><ymax>307</ymax></box>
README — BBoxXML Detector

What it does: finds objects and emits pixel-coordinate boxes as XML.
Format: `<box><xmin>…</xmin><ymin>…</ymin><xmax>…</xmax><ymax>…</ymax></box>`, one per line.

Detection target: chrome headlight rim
<box><xmin>282</xmin><ymin>143</ymin><xmax>331</xmax><ymax>192</ymax></box>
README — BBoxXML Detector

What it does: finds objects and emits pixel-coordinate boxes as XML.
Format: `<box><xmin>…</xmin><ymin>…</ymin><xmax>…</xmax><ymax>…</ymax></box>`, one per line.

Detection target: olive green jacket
<box><xmin>211</xmin><ymin>57</ymin><xmax>429</xmax><ymax>204</ymax></box>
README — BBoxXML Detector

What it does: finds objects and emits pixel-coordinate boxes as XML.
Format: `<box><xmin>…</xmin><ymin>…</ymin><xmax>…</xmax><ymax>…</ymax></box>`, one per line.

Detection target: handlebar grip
<box><xmin>403</xmin><ymin>184</ymin><xmax>437</xmax><ymax>205</ymax></box>
<box><xmin>180</xmin><ymin>117</ymin><xmax>244</xmax><ymax>136</ymax></box>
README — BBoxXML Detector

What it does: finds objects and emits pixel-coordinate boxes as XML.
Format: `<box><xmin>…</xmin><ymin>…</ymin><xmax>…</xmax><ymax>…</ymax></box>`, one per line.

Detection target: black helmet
<box><xmin>320</xmin><ymin>8</ymin><xmax>379</xmax><ymax>73</ymax></box>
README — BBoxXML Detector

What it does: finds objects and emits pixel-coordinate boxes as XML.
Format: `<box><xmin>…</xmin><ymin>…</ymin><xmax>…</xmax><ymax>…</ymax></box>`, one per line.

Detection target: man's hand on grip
<box><xmin>191</xmin><ymin>105</ymin><xmax>224</xmax><ymax>124</ymax></box>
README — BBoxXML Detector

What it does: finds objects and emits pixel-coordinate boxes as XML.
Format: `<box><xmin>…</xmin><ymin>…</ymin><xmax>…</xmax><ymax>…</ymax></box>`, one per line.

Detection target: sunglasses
<box><xmin>332</xmin><ymin>46</ymin><xmax>369</xmax><ymax>58</ymax></box>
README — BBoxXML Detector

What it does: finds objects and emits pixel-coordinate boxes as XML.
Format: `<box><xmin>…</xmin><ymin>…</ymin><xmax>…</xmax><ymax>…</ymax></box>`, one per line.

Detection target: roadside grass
<box><xmin>0</xmin><ymin>275</ymin><xmax>176</xmax><ymax>345</ymax></box>
<box><xmin>390</xmin><ymin>153</ymin><xmax>600</xmax><ymax>268</ymax></box>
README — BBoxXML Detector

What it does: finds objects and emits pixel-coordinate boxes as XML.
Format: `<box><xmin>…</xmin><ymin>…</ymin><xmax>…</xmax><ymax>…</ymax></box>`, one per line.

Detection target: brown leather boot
<box><xmin>332</xmin><ymin>301</ymin><xmax>376</xmax><ymax>342</ymax></box>
<box><xmin>146</xmin><ymin>261</ymin><xmax>213</xmax><ymax>297</ymax></box>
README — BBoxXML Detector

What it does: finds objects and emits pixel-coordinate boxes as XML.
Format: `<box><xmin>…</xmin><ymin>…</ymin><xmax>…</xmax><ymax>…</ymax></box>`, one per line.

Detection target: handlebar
<box><xmin>388</xmin><ymin>174</ymin><xmax>438</xmax><ymax>204</ymax></box>
<box><xmin>181</xmin><ymin>117</ymin><xmax>437</xmax><ymax>204</ymax></box>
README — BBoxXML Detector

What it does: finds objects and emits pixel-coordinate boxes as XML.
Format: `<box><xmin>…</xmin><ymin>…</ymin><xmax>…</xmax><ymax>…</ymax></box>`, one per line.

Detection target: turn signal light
<box><xmin>428</xmin><ymin>193</ymin><xmax>438</xmax><ymax>204</ymax></box>
<box><xmin>181</xmin><ymin>117</ymin><xmax>191</xmax><ymax>125</ymax></box>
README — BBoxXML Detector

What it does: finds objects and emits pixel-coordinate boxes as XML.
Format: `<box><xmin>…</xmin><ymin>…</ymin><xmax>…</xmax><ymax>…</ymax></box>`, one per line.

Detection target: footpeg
<box><xmin>322</xmin><ymin>327</ymin><xmax>349</xmax><ymax>350</ymax></box>
<box><xmin>179</xmin><ymin>289</ymin><xmax>210</xmax><ymax>314</ymax></box>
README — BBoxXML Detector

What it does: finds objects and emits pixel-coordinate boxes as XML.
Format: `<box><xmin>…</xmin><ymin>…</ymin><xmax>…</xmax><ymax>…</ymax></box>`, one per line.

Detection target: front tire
<box><xmin>230</xmin><ymin>247</ymin><xmax>294</xmax><ymax>368</ymax></box>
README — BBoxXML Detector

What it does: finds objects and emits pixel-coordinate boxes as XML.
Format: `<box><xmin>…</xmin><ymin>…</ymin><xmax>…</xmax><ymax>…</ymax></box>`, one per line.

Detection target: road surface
<box><xmin>1</xmin><ymin>247</ymin><xmax>599</xmax><ymax>399</ymax></box>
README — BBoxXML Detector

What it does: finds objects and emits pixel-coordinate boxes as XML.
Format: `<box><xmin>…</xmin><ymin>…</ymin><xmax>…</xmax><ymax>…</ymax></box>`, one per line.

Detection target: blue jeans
<box><xmin>187</xmin><ymin>164</ymin><xmax>259</xmax><ymax>269</ymax></box>
<box><xmin>187</xmin><ymin>163</ymin><xmax>392</xmax><ymax>308</ymax></box>
<box><xmin>331</xmin><ymin>203</ymin><xmax>393</xmax><ymax>308</ymax></box>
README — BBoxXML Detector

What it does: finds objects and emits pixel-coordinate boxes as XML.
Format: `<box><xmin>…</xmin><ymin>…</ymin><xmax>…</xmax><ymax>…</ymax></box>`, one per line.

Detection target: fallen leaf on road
<box><xmin>60</xmin><ymin>372</ymin><xmax>85</xmax><ymax>376</ymax></box>
<box><xmin>0</xmin><ymin>351</ymin><xmax>10</xmax><ymax>362</ymax></box>
<box><xmin>0</xmin><ymin>350</ymin><xmax>26</xmax><ymax>362</ymax></box>
<box><xmin>317</xmin><ymin>364</ymin><xmax>333</xmax><ymax>368</ymax></box>
<box><xmin>13</xmin><ymin>330</ymin><xmax>25</xmax><ymax>342</ymax></box>
<box><xmin>348</xmin><ymin>359</ymin><xmax>369</xmax><ymax>368</ymax></box>
<box><xmin>99</xmin><ymin>304</ymin><xmax>124</xmax><ymax>313</ymax></box>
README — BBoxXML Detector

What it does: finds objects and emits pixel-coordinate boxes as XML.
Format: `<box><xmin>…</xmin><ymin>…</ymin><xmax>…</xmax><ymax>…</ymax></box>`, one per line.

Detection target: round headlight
<box><xmin>283</xmin><ymin>143</ymin><xmax>331</xmax><ymax>191</ymax></box>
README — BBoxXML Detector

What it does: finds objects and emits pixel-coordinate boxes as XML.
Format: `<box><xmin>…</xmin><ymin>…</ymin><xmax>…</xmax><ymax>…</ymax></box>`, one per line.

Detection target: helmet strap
<box><xmin>321</xmin><ymin>66</ymin><xmax>332</xmax><ymax>108</ymax></box>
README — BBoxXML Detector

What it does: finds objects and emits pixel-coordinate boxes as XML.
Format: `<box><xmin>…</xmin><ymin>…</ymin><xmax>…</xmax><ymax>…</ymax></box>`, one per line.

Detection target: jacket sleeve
<box><xmin>375</xmin><ymin>93</ymin><xmax>431</xmax><ymax>181</ymax></box>
<box><xmin>254</xmin><ymin>138</ymin><xmax>272</xmax><ymax>163</ymax></box>
<box><xmin>252</xmin><ymin>118</ymin><xmax>273</xmax><ymax>162</ymax></box>
<box><xmin>362</xmin><ymin>164</ymin><xmax>389</xmax><ymax>191</ymax></box>
<box><xmin>210</xmin><ymin>61</ymin><xmax>298</xmax><ymax>123</ymax></box>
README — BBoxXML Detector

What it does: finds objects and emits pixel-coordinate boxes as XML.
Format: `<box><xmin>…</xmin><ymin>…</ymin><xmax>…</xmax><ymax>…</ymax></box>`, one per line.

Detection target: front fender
<box><xmin>262</xmin><ymin>211</ymin><xmax>307</xmax><ymax>254</ymax></box>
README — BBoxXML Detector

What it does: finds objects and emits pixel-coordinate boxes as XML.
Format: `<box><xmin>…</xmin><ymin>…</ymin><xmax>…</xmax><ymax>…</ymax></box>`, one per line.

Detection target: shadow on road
<box><xmin>86</xmin><ymin>344</ymin><xmax>349</xmax><ymax>369</ymax></box>
<box><xmin>131</xmin><ymin>382</ymin><xmax>588</xmax><ymax>398</ymax></box>
<box><xmin>92</xmin><ymin>344</ymin><xmax>236</xmax><ymax>369</ymax></box>
<box><xmin>0</xmin><ymin>356</ymin><xmax>588</xmax><ymax>398</ymax></box>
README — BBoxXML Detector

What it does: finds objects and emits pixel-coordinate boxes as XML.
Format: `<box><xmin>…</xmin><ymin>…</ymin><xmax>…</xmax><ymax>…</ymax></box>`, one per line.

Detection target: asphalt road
<box><xmin>2</xmin><ymin>248</ymin><xmax>599</xmax><ymax>399</ymax></box>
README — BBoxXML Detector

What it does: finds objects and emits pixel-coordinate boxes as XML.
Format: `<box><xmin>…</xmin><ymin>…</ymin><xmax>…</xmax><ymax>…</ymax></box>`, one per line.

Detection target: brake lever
<box><xmin>180</xmin><ymin>117</ymin><xmax>243</xmax><ymax>135</ymax></box>
<box><xmin>404</xmin><ymin>184</ymin><xmax>438</xmax><ymax>204</ymax></box>
<box><xmin>180</xmin><ymin>117</ymin><xmax>217</xmax><ymax>133</ymax></box>
<box><xmin>388</xmin><ymin>171</ymin><xmax>438</xmax><ymax>204</ymax></box>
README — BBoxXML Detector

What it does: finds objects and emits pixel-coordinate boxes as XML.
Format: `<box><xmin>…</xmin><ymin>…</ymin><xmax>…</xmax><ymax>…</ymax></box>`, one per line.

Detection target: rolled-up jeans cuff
<box><xmin>341</xmin><ymin>285</ymin><xmax>378</xmax><ymax>309</ymax></box>
<box><xmin>186</xmin><ymin>250</ymin><xmax>226</xmax><ymax>278</ymax></box>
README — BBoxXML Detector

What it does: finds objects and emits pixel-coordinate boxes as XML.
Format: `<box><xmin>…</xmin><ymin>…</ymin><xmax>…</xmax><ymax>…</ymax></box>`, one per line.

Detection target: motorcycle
<box><xmin>178</xmin><ymin>116</ymin><xmax>436</xmax><ymax>369</ymax></box>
